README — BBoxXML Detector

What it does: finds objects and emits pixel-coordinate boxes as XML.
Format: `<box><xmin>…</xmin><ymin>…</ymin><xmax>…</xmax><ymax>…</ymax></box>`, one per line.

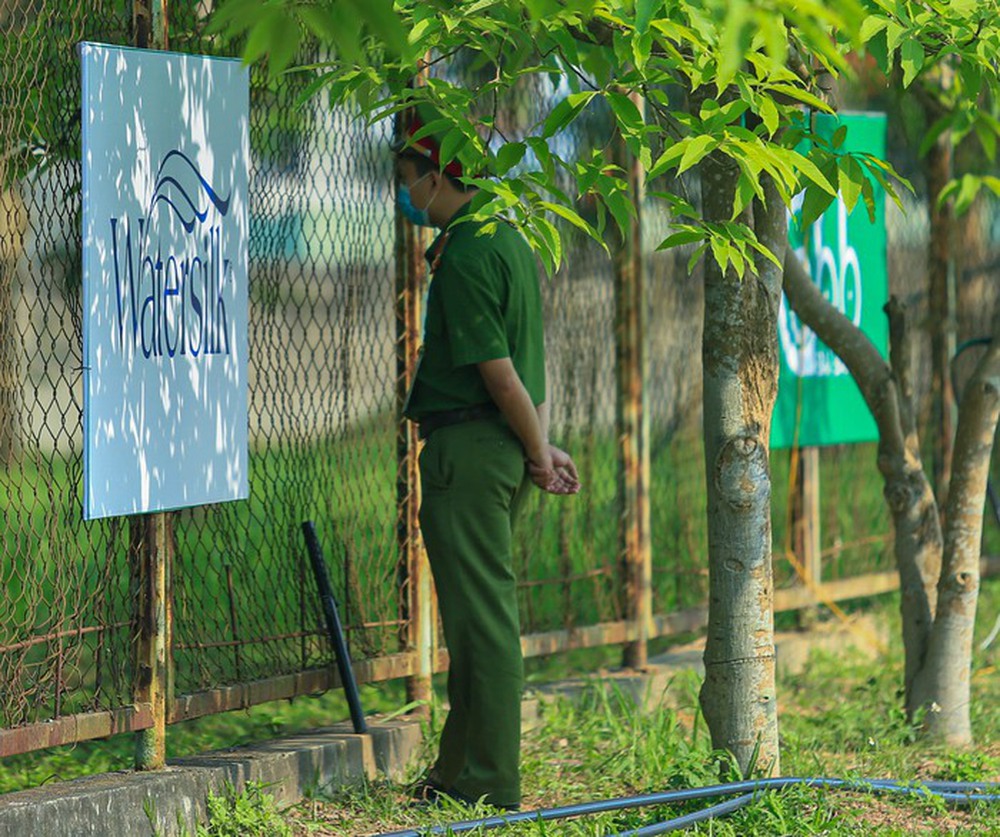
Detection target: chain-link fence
<box><xmin>2</xmin><ymin>0</ymin><xmax>999</xmax><ymax>769</ymax></box>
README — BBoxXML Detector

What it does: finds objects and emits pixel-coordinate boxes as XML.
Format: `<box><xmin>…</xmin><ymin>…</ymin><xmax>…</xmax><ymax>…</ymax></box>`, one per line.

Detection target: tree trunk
<box><xmin>912</xmin><ymin>312</ymin><xmax>1000</xmax><ymax>743</ymax></box>
<box><xmin>698</xmin><ymin>158</ymin><xmax>784</xmax><ymax>777</ymax></box>
<box><xmin>927</xmin><ymin>135</ymin><xmax>956</xmax><ymax>502</ymax></box>
<box><xmin>783</xmin><ymin>253</ymin><xmax>999</xmax><ymax>743</ymax></box>
<box><xmin>783</xmin><ymin>255</ymin><xmax>941</xmax><ymax>706</ymax></box>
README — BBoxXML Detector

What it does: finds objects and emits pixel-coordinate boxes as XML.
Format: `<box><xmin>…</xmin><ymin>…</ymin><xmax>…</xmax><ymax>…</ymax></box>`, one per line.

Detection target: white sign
<box><xmin>81</xmin><ymin>42</ymin><xmax>249</xmax><ymax>520</ymax></box>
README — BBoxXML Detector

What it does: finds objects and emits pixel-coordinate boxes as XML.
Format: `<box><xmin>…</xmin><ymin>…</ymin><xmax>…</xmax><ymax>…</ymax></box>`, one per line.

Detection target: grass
<box><xmin>194</xmin><ymin>781</ymin><xmax>294</xmax><ymax>837</ymax></box>
<box><xmin>279</xmin><ymin>574</ymin><xmax>1000</xmax><ymax>836</ymax></box>
<box><xmin>1</xmin><ymin>415</ymin><xmax>998</xmax><ymax>801</ymax></box>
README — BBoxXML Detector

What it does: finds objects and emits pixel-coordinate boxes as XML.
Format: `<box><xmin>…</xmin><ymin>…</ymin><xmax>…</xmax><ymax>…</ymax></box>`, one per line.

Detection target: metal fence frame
<box><xmin>2</xmin><ymin>0</ymin><xmax>999</xmax><ymax>772</ymax></box>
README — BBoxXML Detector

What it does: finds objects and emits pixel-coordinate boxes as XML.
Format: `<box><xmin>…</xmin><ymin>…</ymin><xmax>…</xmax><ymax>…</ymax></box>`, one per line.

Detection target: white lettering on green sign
<box><xmin>779</xmin><ymin>196</ymin><xmax>862</xmax><ymax>378</ymax></box>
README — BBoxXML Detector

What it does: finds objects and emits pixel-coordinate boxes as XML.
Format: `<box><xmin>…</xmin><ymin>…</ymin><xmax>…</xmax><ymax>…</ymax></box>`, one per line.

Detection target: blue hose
<box><xmin>612</xmin><ymin>793</ymin><xmax>756</xmax><ymax>836</ymax></box>
<box><xmin>373</xmin><ymin>777</ymin><xmax>1000</xmax><ymax>837</ymax></box>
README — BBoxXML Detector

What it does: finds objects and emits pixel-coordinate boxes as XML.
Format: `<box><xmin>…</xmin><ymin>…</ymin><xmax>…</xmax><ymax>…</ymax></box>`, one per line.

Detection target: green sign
<box><xmin>771</xmin><ymin>112</ymin><xmax>888</xmax><ymax>449</ymax></box>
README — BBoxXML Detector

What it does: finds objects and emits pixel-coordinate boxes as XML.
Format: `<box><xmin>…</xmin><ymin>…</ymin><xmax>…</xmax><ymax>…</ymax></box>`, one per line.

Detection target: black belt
<box><xmin>418</xmin><ymin>404</ymin><xmax>500</xmax><ymax>440</ymax></box>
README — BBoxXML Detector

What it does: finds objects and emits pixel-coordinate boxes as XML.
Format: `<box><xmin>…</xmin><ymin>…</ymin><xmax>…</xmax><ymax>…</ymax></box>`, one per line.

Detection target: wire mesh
<box><xmin>1</xmin><ymin>1</ymin><xmax>998</xmax><ymax>758</ymax></box>
<box><xmin>0</xmin><ymin>0</ymin><xmax>137</xmax><ymax>731</ymax></box>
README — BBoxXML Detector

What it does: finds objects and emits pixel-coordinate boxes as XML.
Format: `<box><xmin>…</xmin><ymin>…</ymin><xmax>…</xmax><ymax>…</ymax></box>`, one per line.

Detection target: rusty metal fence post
<box><xmin>131</xmin><ymin>0</ymin><xmax>172</xmax><ymax>771</ymax></box>
<box><xmin>792</xmin><ymin>447</ymin><xmax>822</xmax><ymax>628</ymax></box>
<box><xmin>395</xmin><ymin>105</ymin><xmax>434</xmax><ymax>714</ymax></box>
<box><xmin>613</xmin><ymin>92</ymin><xmax>652</xmax><ymax>670</ymax></box>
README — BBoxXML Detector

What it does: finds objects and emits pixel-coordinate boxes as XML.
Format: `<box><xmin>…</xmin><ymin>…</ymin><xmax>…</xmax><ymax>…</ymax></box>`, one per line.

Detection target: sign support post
<box><xmin>82</xmin><ymin>2</ymin><xmax>248</xmax><ymax>772</ymax></box>
<box><xmin>132</xmin><ymin>0</ymin><xmax>170</xmax><ymax>772</ymax></box>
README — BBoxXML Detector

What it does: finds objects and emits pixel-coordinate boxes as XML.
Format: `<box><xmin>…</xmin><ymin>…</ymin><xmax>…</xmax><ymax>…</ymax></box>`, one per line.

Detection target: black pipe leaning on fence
<box><xmin>372</xmin><ymin>777</ymin><xmax>1000</xmax><ymax>837</ymax></box>
<box><xmin>301</xmin><ymin>520</ymin><xmax>368</xmax><ymax>735</ymax></box>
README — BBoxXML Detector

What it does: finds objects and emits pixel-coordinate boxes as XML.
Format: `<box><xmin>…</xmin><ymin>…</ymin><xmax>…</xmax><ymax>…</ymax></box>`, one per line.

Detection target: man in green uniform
<box><xmin>395</xmin><ymin>111</ymin><xmax>579</xmax><ymax>811</ymax></box>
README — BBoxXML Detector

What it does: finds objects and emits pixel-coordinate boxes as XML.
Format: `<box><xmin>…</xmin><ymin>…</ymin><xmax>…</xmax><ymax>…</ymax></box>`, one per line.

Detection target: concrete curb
<box><xmin>0</xmin><ymin>615</ymin><xmax>884</xmax><ymax>836</ymax></box>
<box><xmin>0</xmin><ymin>719</ymin><xmax>423</xmax><ymax>837</ymax></box>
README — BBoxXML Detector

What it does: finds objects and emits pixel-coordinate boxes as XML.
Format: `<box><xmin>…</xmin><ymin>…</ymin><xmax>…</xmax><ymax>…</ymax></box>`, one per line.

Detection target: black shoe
<box><xmin>437</xmin><ymin>786</ymin><xmax>520</xmax><ymax>812</ymax></box>
<box><xmin>408</xmin><ymin>783</ymin><xmax>520</xmax><ymax>813</ymax></box>
<box><xmin>409</xmin><ymin>777</ymin><xmax>447</xmax><ymax>803</ymax></box>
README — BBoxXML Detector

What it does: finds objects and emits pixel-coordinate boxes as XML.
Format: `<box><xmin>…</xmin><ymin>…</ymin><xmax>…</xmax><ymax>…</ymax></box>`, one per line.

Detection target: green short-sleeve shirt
<box><xmin>404</xmin><ymin>215</ymin><xmax>546</xmax><ymax>421</ymax></box>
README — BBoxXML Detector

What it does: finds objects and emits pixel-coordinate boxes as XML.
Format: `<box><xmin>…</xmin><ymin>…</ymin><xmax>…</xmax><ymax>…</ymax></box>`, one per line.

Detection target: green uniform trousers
<box><xmin>418</xmin><ymin>417</ymin><xmax>529</xmax><ymax>809</ymax></box>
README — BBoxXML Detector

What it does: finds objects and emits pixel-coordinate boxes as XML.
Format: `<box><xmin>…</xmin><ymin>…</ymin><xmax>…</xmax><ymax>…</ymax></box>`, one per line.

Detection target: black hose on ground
<box><xmin>372</xmin><ymin>777</ymin><xmax>1000</xmax><ymax>837</ymax></box>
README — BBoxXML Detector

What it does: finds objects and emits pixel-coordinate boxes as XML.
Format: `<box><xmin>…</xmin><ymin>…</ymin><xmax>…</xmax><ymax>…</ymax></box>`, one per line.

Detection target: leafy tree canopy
<box><xmin>210</xmin><ymin>0</ymin><xmax>1000</xmax><ymax>273</ymax></box>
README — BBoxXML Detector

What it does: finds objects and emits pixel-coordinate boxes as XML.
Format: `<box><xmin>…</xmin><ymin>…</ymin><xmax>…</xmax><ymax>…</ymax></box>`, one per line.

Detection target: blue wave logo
<box><xmin>147</xmin><ymin>150</ymin><xmax>231</xmax><ymax>233</ymax></box>
<box><xmin>108</xmin><ymin>148</ymin><xmax>235</xmax><ymax>360</ymax></box>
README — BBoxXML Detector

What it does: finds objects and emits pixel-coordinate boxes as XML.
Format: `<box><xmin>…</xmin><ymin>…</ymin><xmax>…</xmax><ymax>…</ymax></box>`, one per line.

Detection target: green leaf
<box><xmin>745</xmin><ymin>236</ymin><xmax>782</xmax><ymax>270</ymax></box>
<box><xmin>606</xmin><ymin>91</ymin><xmax>644</xmax><ymax>132</ymax></box>
<box><xmin>717</xmin><ymin>0</ymin><xmax>751</xmax><ymax>90</ymax></box>
<box><xmin>860</xmin><ymin>176</ymin><xmax>877</xmax><ymax>223</ymax></box>
<box><xmin>267</xmin><ymin>13</ymin><xmax>301</xmax><ymax>78</ymax></box>
<box><xmin>636</xmin><ymin>0</ymin><xmax>660</xmax><ymax>35</ymax></box>
<box><xmin>710</xmin><ymin>236</ymin><xmax>731</xmax><ymax>275</ymax></box>
<box><xmin>204</xmin><ymin>0</ymin><xmax>259</xmax><ymax>34</ymax></box>
<box><xmin>900</xmin><ymin>38</ymin><xmax>924</xmax><ymax>88</ymax></box>
<box><xmin>729</xmin><ymin>245</ymin><xmax>747</xmax><ymax>278</ymax></box>
<box><xmin>647</xmin><ymin>142</ymin><xmax>685</xmax><ymax>180</ymax></box>
<box><xmin>707</xmin><ymin>99</ymin><xmax>749</xmax><ymax>130</ymax></box>
<box><xmin>632</xmin><ymin>31</ymin><xmax>653</xmax><ymax>71</ymax></box>
<box><xmin>408</xmin><ymin>17</ymin><xmax>437</xmax><ymax>47</ymax></box>
<box><xmin>759</xmin><ymin>97</ymin><xmax>779</xmax><ymax>137</ymax></box>
<box><xmin>935</xmin><ymin>179</ymin><xmax>960</xmax><ymax>210</ymax></box>
<box><xmin>885</xmin><ymin>20</ymin><xmax>906</xmax><ymax>53</ymax></box>
<box><xmin>656</xmin><ymin>228</ymin><xmax>705</xmax><ymax>250</ymax></box>
<box><xmin>981</xmin><ymin>176</ymin><xmax>1000</xmax><ymax>198</ymax></box>
<box><xmin>831</xmin><ymin>125</ymin><xmax>848</xmax><ymax>150</ymax></box>
<box><xmin>468</xmin><ymin>193</ymin><xmax>519</xmax><ymax>221</ymax></box>
<box><xmin>539</xmin><ymin>201</ymin><xmax>603</xmax><ymax>245</ymax></box>
<box><xmin>542</xmin><ymin>91</ymin><xmax>597</xmax><ymax>138</ymax></box>
<box><xmin>687</xmin><ymin>242</ymin><xmax>708</xmax><ymax>273</ymax></box>
<box><xmin>974</xmin><ymin>115</ymin><xmax>998</xmax><ymax>162</ymax></box>
<box><xmin>343</xmin><ymin>0</ymin><xmax>411</xmax><ymax>59</ymax></box>
<box><xmin>534</xmin><ymin>215</ymin><xmax>563</xmax><ymax>269</ymax></box>
<box><xmin>758</xmin><ymin>13</ymin><xmax>788</xmax><ymax>68</ymax></box>
<box><xmin>859</xmin><ymin>16</ymin><xmax>890</xmax><ymax>43</ymax></box>
<box><xmin>298</xmin><ymin>6</ymin><xmax>340</xmax><ymax>44</ymax></box>
<box><xmin>767</xmin><ymin>83</ymin><xmax>832</xmax><ymax>112</ymax></box>
<box><xmin>526</xmin><ymin>137</ymin><xmax>553</xmax><ymax>176</ymax></box>
<box><xmin>959</xmin><ymin>59</ymin><xmax>983</xmax><ymax>99</ymax></box>
<box><xmin>799</xmin><ymin>185</ymin><xmax>836</xmax><ymax>230</ymax></box>
<box><xmin>954</xmin><ymin>173</ymin><xmax>981</xmax><ymax>215</ymax></box>
<box><xmin>677</xmin><ymin>135</ymin><xmax>719</xmax><ymax>175</ymax></box>
<box><xmin>495</xmin><ymin>142</ymin><xmax>527</xmax><ymax>175</ymax></box>
<box><xmin>243</xmin><ymin>9</ymin><xmax>282</xmax><ymax>66</ymax></box>
<box><xmin>604</xmin><ymin>189</ymin><xmax>636</xmax><ymax>237</ymax></box>
<box><xmin>408</xmin><ymin>117</ymin><xmax>453</xmax><ymax>146</ymax></box>
<box><xmin>731</xmin><ymin>170</ymin><xmax>760</xmax><ymax>219</ymax></box>
<box><xmin>862</xmin><ymin>158</ymin><xmax>905</xmax><ymax>211</ymax></box>
<box><xmin>439</xmin><ymin>128</ymin><xmax>468</xmax><ymax>168</ymax></box>
<box><xmin>797</xmin><ymin>154</ymin><xmax>837</xmax><ymax>195</ymax></box>
<box><xmin>838</xmin><ymin>156</ymin><xmax>865</xmax><ymax>214</ymax></box>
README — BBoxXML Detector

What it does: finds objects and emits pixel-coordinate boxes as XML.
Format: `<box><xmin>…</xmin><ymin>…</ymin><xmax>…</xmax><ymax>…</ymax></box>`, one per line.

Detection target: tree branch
<box><xmin>782</xmin><ymin>251</ymin><xmax>906</xmax><ymax>457</ymax></box>
<box><xmin>885</xmin><ymin>296</ymin><xmax>918</xmax><ymax>441</ymax></box>
<box><xmin>783</xmin><ymin>250</ymin><xmax>942</xmax><ymax>704</ymax></box>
